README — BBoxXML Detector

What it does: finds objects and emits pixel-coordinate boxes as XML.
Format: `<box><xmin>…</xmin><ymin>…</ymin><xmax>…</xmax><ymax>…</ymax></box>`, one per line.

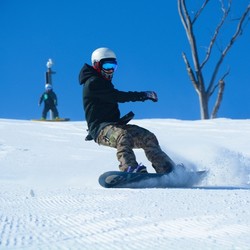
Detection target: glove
<box><xmin>143</xmin><ymin>91</ymin><xmax>158</xmax><ymax>102</ymax></box>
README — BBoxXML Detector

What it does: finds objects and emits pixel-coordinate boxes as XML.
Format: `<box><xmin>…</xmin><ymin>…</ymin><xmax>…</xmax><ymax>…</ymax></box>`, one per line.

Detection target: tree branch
<box><xmin>178</xmin><ymin>0</ymin><xmax>188</xmax><ymax>31</ymax></box>
<box><xmin>178</xmin><ymin>0</ymin><xmax>202</xmax><ymax>74</ymax></box>
<box><xmin>207</xmin><ymin>4</ymin><xmax>250</xmax><ymax>95</ymax></box>
<box><xmin>222</xmin><ymin>4</ymin><xmax>250</xmax><ymax>56</ymax></box>
<box><xmin>209</xmin><ymin>69</ymin><xmax>230</xmax><ymax>97</ymax></box>
<box><xmin>182</xmin><ymin>52</ymin><xmax>199</xmax><ymax>92</ymax></box>
<box><xmin>211</xmin><ymin>80</ymin><xmax>225</xmax><ymax>118</ymax></box>
<box><xmin>200</xmin><ymin>0</ymin><xmax>231</xmax><ymax>69</ymax></box>
<box><xmin>192</xmin><ymin>0</ymin><xmax>210</xmax><ymax>24</ymax></box>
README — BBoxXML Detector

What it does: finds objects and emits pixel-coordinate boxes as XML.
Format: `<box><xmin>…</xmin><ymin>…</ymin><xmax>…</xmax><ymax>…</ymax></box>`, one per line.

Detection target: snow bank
<box><xmin>0</xmin><ymin>118</ymin><xmax>250</xmax><ymax>249</ymax></box>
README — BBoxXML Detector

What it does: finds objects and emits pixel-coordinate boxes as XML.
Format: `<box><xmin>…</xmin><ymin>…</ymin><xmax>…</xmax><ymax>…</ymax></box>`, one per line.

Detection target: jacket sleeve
<box><xmin>114</xmin><ymin>89</ymin><xmax>146</xmax><ymax>103</ymax></box>
<box><xmin>86</xmin><ymin>78</ymin><xmax>146</xmax><ymax>103</ymax></box>
<box><xmin>39</xmin><ymin>94</ymin><xmax>44</xmax><ymax>105</ymax></box>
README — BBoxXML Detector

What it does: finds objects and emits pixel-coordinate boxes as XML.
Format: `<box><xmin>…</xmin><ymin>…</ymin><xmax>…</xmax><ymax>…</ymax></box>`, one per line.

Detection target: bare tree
<box><xmin>178</xmin><ymin>0</ymin><xmax>250</xmax><ymax>119</ymax></box>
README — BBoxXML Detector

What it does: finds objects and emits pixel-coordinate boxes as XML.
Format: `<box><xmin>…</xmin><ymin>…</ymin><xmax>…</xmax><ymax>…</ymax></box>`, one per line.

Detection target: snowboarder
<box><xmin>39</xmin><ymin>84</ymin><xmax>59</xmax><ymax>120</ymax></box>
<box><xmin>79</xmin><ymin>47</ymin><xmax>176</xmax><ymax>173</ymax></box>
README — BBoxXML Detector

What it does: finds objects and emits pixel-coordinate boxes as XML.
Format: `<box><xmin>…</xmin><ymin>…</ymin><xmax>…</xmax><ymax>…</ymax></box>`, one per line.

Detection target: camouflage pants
<box><xmin>96</xmin><ymin>124</ymin><xmax>175</xmax><ymax>173</ymax></box>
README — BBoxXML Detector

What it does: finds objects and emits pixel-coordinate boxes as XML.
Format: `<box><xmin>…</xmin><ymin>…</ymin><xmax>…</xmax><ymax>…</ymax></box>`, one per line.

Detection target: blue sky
<box><xmin>1</xmin><ymin>0</ymin><xmax>249</xmax><ymax>121</ymax></box>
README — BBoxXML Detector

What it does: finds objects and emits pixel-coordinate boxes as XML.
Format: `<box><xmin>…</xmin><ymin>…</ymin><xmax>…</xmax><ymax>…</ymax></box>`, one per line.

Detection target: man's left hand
<box><xmin>144</xmin><ymin>91</ymin><xmax>158</xmax><ymax>102</ymax></box>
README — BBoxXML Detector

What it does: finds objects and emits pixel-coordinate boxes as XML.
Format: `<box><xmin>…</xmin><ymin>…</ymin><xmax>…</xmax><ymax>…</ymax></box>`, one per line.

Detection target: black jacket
<box><xmin>39</xmin><ymin>90</ymin><xmax>57</xmax><ymax>107</ymax></box>
<box><xmin>79</xmin><ymin>63</ymin><xmax>147</xmax><ymax>141</ymax></box>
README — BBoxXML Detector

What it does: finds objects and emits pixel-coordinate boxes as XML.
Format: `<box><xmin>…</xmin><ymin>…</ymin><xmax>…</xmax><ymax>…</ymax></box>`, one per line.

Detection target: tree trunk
<box><xmin>198</xmin><ymin>92</ymin><xmax>209</xmax><ymax>119</ymax></box>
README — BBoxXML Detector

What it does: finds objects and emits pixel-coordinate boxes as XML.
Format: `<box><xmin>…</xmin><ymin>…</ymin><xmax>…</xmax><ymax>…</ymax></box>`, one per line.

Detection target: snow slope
<box><xmin>0</xmin><ymin>118</ymin><xmax>250</xmax><ymax>250</ymax></box>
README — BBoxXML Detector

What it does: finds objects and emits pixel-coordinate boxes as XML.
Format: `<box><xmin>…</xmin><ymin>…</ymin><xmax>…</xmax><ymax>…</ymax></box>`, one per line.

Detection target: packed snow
<box><xmin>0</xmin><ymin>118</ymin><xmax>250</xmax><ymax>250</ymax></box>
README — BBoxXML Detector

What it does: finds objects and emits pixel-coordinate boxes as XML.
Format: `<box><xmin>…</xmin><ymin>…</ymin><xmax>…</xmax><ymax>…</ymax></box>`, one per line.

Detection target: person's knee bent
<box><xmin>143</xmin><ymin>130</ymin><xmax>159</xmax><ymax>147</ymax></box>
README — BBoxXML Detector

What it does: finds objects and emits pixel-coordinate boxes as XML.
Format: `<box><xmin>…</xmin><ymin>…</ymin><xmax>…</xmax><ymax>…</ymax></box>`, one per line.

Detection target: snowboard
<box><xmin>32</xmin><ymin>118</ymin><xmax>70</xmax><ymax>122</ymax></box>
<box><xmin>98</xmin><ymin>169</ymin><xmax>207</xmax><ymax>188</ymax></box>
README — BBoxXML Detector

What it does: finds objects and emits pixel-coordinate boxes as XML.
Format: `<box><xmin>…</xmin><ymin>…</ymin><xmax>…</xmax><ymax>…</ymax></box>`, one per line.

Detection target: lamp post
<box><xmin>46</xmin><ymin>58</ymin><xmax>55</xmax><ymax>85</ymax></box>
<box><xmin>45</xmin><ymin>59</ymin><xmax>56</xmax><ymax>119</ymax></box>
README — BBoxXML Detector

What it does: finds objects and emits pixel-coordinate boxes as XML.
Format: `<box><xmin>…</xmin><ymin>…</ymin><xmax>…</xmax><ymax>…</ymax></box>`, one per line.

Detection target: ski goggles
<box><xmin>101</xmin><ymin>61</ymin><xmax>118</xmax><ymax>71</ymax></box>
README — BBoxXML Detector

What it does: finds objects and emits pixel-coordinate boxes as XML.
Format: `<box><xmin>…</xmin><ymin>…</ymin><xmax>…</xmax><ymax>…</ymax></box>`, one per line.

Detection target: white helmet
<box><xmin>45</xmin><ymin>84</ymin><xmax>52</xmax><ymax>90</ymax></box>
<box><xmin>91</xmin><ymin>47</ymin><xmax>116</xmax><ymax>65</ymax></box>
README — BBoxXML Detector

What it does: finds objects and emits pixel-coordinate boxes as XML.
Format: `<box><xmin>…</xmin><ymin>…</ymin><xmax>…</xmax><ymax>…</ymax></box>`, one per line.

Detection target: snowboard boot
<box><xmin>126</xmin><ymin>164</ymin><xmax>148</xmax><ymax>173</ymax></box>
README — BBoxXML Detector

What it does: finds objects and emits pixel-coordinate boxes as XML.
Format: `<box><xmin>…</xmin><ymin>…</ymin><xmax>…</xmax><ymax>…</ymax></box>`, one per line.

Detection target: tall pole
<box><xmin>45</xmin><ymin>59</ymin><xmax>56</xmax><ymax>119</ymax></box>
